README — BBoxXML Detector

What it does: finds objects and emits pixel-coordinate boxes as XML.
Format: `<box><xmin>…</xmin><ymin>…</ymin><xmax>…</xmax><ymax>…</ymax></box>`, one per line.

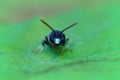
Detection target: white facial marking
<box><xmin>54</xmin><ymin>38</ymin><xmax>60</xmax><ymax>44</ymax></box>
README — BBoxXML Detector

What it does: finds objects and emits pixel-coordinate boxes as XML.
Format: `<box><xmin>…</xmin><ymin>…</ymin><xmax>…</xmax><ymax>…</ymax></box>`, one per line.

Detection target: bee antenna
<box><xmin>40</xmin><ymin>19</ymin><xmax>55</xmax><ymax>32</ymax></box>
<box><xmin>61</xmin><ymin>22</ymin><xmax>78</xmax><ymax>33</ymax></box>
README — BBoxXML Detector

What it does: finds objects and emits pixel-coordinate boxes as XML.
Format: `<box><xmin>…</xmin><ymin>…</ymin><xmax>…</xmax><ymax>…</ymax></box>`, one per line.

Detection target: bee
<box><xmin>34</xmin><ymin>19</ymin><xmax>78</xmax><ymax>54</ymax></box>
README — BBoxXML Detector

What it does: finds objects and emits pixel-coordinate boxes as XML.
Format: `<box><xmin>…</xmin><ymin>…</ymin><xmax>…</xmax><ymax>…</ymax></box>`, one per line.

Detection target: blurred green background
<box><xmin>0</xmin><ymin>0</ymin><xmax>120</xmax><ymax>80</ymax></box>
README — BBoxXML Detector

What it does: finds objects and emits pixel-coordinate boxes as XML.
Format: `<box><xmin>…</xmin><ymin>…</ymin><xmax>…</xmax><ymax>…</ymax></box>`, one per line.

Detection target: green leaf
<box><xmin>0</xmin><ymin>5</ymin><xmax>120</xmax><ymax>80</ymax></box>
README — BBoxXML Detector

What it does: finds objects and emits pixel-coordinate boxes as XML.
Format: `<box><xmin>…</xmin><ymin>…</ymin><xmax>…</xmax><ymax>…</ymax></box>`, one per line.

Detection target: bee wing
<box><xmin>33</xmin><ymin>45</ymin><xmax>44</xmax><ymax>54</ymax></box>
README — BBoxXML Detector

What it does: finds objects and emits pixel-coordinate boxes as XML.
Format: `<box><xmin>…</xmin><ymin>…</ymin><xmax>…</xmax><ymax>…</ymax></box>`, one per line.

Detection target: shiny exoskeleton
<box><xmin>42</xmin><ymin>30</ymin><xmax>66</xmax><ymax>46</ymax></box>
<box><xmin>34</xmin><ymin>19</ymin><xmax>78</xmax><ymax>53</ymax></box>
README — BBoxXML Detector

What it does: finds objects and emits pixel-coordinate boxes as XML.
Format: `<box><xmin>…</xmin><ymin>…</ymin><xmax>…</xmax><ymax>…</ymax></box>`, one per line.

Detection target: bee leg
<box><xmin>66</xmin><ymin>38</ymin><xmax>72</xmax><ymax>51</ymax></box>
<box><xmin>61</xmin><ymin>47</ymin><xmax>65</xmax><ymax>55</ymax></box>
<box><xmin>61</xmin><ymin>38</ymin><xmax>72</xmax><ymax>55</ymax></box>
<box><xmin>61</xmin><ymin>46</ymin><xmax>72</xmax><ymax>55</ymax></box>
<box><xmin>65</xmin><ymin>44</ymin><xmax>72</xmax><ymax>52</ymax></box>
<box><xmin>65</xmin><ymin>38</ymin><xmax>69</xmax><ymax>44</ymax></box>
<box><xmin>33</xmin><ymin>36</ymin><xmax>49</xmax><ymax>54</ymax></box>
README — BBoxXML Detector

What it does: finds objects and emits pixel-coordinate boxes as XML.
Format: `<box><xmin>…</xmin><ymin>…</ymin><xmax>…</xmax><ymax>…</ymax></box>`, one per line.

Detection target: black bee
<box><xmin>34</xmin><ymin>19</ymin><xmax>78</xmax><ymax>54</ymax></box>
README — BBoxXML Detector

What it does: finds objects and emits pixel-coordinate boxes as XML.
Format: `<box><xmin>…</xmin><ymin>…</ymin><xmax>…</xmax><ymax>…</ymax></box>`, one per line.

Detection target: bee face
<box><xmin>49</xmin><ymin>30</ymin><xmax>65</xmax><ymax>46</ymax></box>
